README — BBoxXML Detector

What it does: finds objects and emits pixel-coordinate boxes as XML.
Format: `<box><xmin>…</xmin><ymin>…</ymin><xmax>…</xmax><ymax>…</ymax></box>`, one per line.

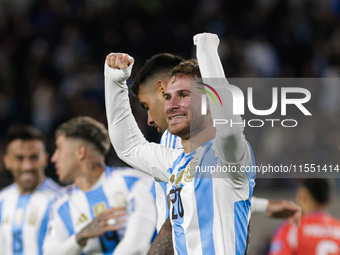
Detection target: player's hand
<box><xmin>76</xmin><ymin>207</ymin><xmax>126</xmax><ymax>247</ymax></box>
<box><xmin>193</xmin><ymin>32</ymin><xmax>219</xmax><ymax>47</ymax></box>
<box><xmin>106</xmin><ymin>53</ymin><xmax>134</xmax><ymax>70</ymax></box>
<box><xmin>266</xmin><ymin>200</ymin><xmax>301</xmax><ymax>226</ymax></box>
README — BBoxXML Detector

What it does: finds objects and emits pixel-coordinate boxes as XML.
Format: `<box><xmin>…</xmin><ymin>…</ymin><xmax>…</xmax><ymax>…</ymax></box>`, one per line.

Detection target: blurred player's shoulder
<box><xmin>300</xmin><ymin>212</ymin><xmax>340</xmax><ymax>237</ymax></box>
<box><xmin>50</xmin><ymin>184</ymin><xmax>77</xmax><ymax>210</ymax></box>
<box><xmin>302</xmin><ymin>211</ymin><xmax>340</xmax><ymax>224</ymax></box>
<box><xmin>38</xmin><ymin>178</ymin><xmax>63</xmax><ymax>197</ymax></box>
<box><xmin>273</xmin><ymin>220</ymin><xmax>293</xmax><ymax>237</ymax></box>
<box><xmin>53</xmin><ymin>183</ymin><xmax>76</xmax><ymax>198</ymax></box>
<box><xmin>0</xmin><ymin>178</ymin><xmax>62</xmax><ymax>199</ymax></box>
<box><xmin>104</xmin><ymin>166</ymin><xmax>154</xmax><ymax>196</ymax></box>
<box><xmin>0</xmin><ymin>183</ymin><xmax>18</xmax><ymax>200</ymax></box>
<box><xmin>269</xmin><ymin>221</ymin><xmax>297</xmax><ymax>255</ymax></box>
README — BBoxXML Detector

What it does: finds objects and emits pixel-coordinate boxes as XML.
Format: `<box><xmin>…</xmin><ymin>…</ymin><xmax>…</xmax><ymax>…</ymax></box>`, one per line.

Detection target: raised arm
<box><xmin>194</xmin><ymin>33</ymin><xmax>249</xmax><ymax>165</ymax></box>
<box><xmin>104</xmin><ymin>53</ymin><xmax>178</xmax><ymax>182</ymax></box>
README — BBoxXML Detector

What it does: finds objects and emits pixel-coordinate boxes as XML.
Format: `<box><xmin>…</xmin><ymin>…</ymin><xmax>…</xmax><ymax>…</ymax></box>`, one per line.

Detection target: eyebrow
<box><xmin>14</xmin><ymin>152</ymin><xmax>40</xmax><ymax>158</ymax></box>
<box><xmin>178</xmin><ymin>89</ymin><xmax>190</xmax><ymax>93</ymax></box>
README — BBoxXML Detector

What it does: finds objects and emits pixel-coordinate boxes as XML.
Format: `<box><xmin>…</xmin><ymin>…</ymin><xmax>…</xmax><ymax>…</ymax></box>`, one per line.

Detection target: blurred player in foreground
<box><xmin>105</xmin><ymin>33</ymin><xmax>255</xmax><ymax>254</ymax></box>
<box><xmin>43</xmin><ymin>116</ymin><xmax>156</xmax><ymax>255</ymax></box>
<box><xmin>269</xmin><ymin>178</ymin><xmax>340</xmax><ymax>255</ymax></box>
<box><xmin>0</xmin><ymin>126</ymin><xmax>61</xmax><ymax>255</ymax></box>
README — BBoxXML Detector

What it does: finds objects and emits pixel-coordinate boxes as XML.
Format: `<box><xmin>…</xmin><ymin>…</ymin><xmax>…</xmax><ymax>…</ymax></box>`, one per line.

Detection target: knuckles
<box><xmin>106</xmin><ymin>53</ymin><xmax>132</xmax><ymax>69</ymax></box>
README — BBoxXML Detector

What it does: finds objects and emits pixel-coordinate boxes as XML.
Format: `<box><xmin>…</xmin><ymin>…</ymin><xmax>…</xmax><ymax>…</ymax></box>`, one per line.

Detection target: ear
<box><xmin>77</xmin><ymin>145</ymin><xmax>87</xmax><ymax>161</ymax></box>
<box><xmin>297</xmin><ymin>187</ymin><xmax>308</xmax><ymax>204</ymax></box>
<box><xmin>3</xmin><ymin>154</ymin><xmax>10</xmax><ymax>171</ymax></box>
<box><xmin>157</xmin><ymin>80</ymin><xmax>167</xmax><ymax>96</ymax></box>
<box><xmin>43</xmin><ymin>152</ymin><xmax>49</xmax><ymax>168</ymax></box>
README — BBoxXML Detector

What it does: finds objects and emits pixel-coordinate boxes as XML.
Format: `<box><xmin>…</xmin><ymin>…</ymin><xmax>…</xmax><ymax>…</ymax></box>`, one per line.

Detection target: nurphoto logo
<box><xmin>198</xmin><ymin>81</ymin><xmax>312</xmax><ymax>128</ymax></box>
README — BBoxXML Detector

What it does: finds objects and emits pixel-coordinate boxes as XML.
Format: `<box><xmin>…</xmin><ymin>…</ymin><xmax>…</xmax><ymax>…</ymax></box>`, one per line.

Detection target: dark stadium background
<box><xmin>0</xmin><ymin>0</ymin><xmax>339</xmax><ymax>254</ymax></box>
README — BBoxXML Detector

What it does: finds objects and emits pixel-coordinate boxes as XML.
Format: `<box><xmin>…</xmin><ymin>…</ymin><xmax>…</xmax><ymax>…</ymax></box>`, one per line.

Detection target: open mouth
<box><xmin>20</xmin><ymin>172</ymin><xmax>35</xmax><ymax>182</ymax></box>
<box><xmin>169</xmin><ymin>114</ymin><xmax>185</xmax><ymax>120</ymax></box>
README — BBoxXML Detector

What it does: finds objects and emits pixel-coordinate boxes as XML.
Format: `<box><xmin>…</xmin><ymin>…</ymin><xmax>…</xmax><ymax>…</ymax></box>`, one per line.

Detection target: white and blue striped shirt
<box><xmin>43</xmin><ymin>167</ymin><xmax>156</xmax><ymax>255</ymax></box>
<box><xmin>0</xmin><ymin>178</ymin><xmax>61</xmax><ymax>255</ymax></box>
<box><xmin>154</xmin><ymin>130</ymin><xmax>183</xmax><ymax>232</ymax></box>
<box><xmin>167</xmin><ymin>139</ymin><xmax>255</xmax><ymax>255</ymax></box>
<box><xmin>157</xmin><ymin>130</ymin><xmax>264</xmax><ymax>236</ymax></box>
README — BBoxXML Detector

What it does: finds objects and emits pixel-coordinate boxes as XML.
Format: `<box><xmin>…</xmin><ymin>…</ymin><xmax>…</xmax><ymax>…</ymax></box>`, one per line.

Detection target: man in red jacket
<box><xmin>269</xmin><ymin>178</ymin><xmax>340</xmax><ymax>255</ymax></box>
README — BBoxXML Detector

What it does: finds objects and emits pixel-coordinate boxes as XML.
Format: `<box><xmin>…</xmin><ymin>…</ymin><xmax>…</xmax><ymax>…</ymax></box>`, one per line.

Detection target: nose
<box><xmin>22</xmin><ymin>159</ymin><xmax>33</xmax><ymax>171</ymax></box>
<box><xmin>51</xmin><ymin>151</ymin><xmax>57</xmax><ymax>163</ymax></box>
<box><xmin>147</xmin><ymin>111</ymin><xmax>155</xmax><ymax>127</ymax></box>
<box><xmin>165</xmin><ymin>96</ymin><xmax>180</xmax><ymax>114</ymax></box>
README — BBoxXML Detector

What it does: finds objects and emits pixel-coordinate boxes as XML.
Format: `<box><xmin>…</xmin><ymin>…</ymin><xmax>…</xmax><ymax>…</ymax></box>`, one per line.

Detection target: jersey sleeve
<box><xmin>0</xmin><ymin>199</ymin><xmax>4</xmax><ymax>255</ymax></box>
<box><xmin>112</xmin><ymin>176</ymin><xmax>157</xmax><ymax>254</ymax></box>
<box><xmin>0</xmin><ymin>224</ymin><xmax>4</xmax><ymax>255</ymax></box>
<box><xmin>194</xmin><ymin>33</ymin><xmax>252</xmax><ymax>178</ymax></box>
<box><xmin>268</xmin><ymin>222</ymin><xmax>297</xmax><ymax>255</ymax></box>
<box><xmin>251</xmin><ymin>196</ymin><xmax>269</xmax><ymax>214</ymax></box>
<box><xmin>104</xmin><ymin>55</ymin><xmax>181</xmax><ymax>182</ymax></box>
<box><xmin>43</xmin><ymin>199</ymin><xmax>83</xmax><ymax>255</ymax></box>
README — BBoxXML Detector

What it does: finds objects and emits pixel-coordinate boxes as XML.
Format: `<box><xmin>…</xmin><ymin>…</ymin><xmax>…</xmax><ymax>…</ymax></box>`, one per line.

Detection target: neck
<box><xmin>18</xmin><ymin>176</ymin><xmax>46</xmax><ymax>195</ymax></box>
<box><xmin>182</xmin><ymin>125</ymin><xmax>216</xmax><ymax>153</ymax></box>
<box><xmin>75</xmin><ymin>163</ymin><xmax>105</xmax><ymax>191</ymax></box>
<box><xmin>302</xmin><ymin>203</ymin><xmax>327</xmax><ymax>215</ymax></box>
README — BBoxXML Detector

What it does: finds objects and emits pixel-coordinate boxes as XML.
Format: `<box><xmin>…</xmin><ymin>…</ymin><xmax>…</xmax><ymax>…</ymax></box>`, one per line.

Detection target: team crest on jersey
<box><xmin>114</xmin><ymin>192</ymin><xmax>127</xmax><ymax>207</ymax></box>
<box><xmin>94</xmin><ymin>203</ymin><xmax>107</xmax><ymax>216</ymax></box>
<box><xmin>184</xmin><ymin>161</ymin><xmax>198</xmax><ymax>183</ymax></box>
<box><xmin>171</xmin><ymin>160</ymin><xmax>199</xmax><ymax>187</ymax></box>
<box><xmin>28</xmin><ymin>208</ymin><xmax>39</xmax><ymax>225</ymax></box>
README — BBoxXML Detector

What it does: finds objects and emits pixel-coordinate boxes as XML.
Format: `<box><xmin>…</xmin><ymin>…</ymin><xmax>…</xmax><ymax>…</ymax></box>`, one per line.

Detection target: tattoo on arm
<box><xmin>147</xmin><ymin>217</ymin><xmax>173</xmax><ymax>255</ymax></box>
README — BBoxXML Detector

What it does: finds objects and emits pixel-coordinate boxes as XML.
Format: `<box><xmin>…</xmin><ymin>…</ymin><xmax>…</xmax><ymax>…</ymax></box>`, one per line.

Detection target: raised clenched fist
<box><xmin>106</xmin><ymin>53</ymin><xmax>134</xmax><ymax>70</ymax></box>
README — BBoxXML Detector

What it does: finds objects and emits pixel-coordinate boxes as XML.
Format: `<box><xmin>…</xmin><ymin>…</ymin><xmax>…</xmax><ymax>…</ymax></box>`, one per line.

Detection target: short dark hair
<box><xmin>302</xmin><ymin>178</ymin><xmax>332</xmax><ymax>205</ymax></box>
<box><xmin>131</xmin><ymin>53</ymin><xmax>184</xmax><ymax>96</ymax></box>
<box><xmin>5</xmin><ymin>125</ymin><xmax>44</xmax><ymax>148</ymax></box>
<box><xmin>56</xmin><ymin>116</ymin><xmax>110</xmax><ymax>156</ymax></box>
<box><xmin>170</xmin><ymin>59</ymin><xmax>201</xmax><ymax>79</ymax></box>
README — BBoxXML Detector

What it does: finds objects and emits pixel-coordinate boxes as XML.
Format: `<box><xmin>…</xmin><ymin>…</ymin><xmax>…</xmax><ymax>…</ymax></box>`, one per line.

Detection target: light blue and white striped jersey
<box><xmin>43</xmin><ymin>167</ymin><xmax>156</xmax><ymax>255</ymax></box>
<box><xmin>154</xmin><ymin>130</ymin><xmax>183</xmax><ymax>232</ymax></box>
<box><xmin>168</xmin><ymin>139</ymin><xmax>256</xmax><ymax>255</ymax></box>
<box><xmin>159</xmin><ymin>130</ymin><xmax>260</xmax><ymax>254</ymax></box>
<box><xmin>160</xmin><ymin>129</ymin><xmax>182</xmax><ymax>150</ymax></box>
<box><xmin>0</xmin><ymin>178</ymin><xmax>61</xmax><ymax>255</ymax></box>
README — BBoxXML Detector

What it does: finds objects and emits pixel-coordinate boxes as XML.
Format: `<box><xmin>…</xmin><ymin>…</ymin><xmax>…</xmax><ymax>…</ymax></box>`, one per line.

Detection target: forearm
<box><xmin>194</xmin><ymin>33</ymin><xmax>248</xmax><ymax>164</ymax></box>
<box><xmin>147</xmin><ymin>217</ymin><xmax>173</xmax><ymax>255</ymax></box>
<box><xmin>43</xmin><ymin>235</ymin><xmax>83</xmax><ymax>255</ymax></box>
<box><xmin>104</xmin><ymin>58</ymin><xmax>170</xmax><ymax>182</ymax></box>
<box><xmin>104</xmin><ymin>60</ymin><xmax>145</xmax><ymax>168</ymax></box>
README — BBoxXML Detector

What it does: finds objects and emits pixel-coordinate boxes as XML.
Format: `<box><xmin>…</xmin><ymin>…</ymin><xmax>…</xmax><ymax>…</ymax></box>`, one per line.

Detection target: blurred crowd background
<box><xmin>0</xmin><ymin>0</ymin><xmax>340</xmax><ymax>189</ymax></box>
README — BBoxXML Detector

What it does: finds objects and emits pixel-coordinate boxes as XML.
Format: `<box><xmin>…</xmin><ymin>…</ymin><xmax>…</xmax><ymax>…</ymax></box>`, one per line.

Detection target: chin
<box><xmin>22</xmin><ymin>184</ymin><xmax>37</xmax><ymax>193</ymax></box>
<box><xmin>168</xmin><ymin>126</ymin><xmax>190</xmax><ymax>139</ymax></box>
